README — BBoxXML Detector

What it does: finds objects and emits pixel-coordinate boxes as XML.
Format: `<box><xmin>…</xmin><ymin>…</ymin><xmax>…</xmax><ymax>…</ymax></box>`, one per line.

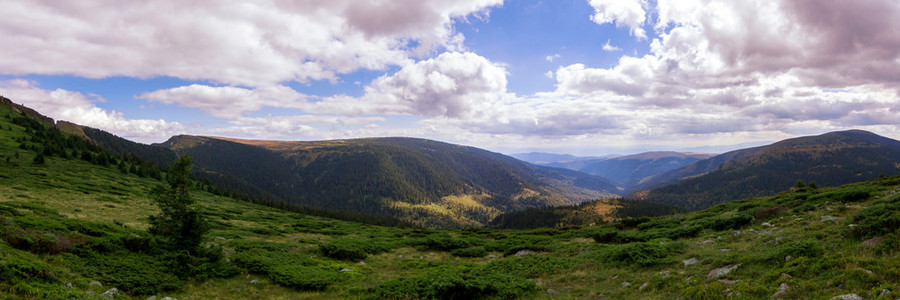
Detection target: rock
<box><xmin>621</xmin><ymin>281</ymin><xmax>631</xmax><ymax>288</ymax></box>
<box><xmin>340</xmin><ymin>268</ymin><xmax>354</xmax><ymax>272</ymax></box>
<box><xmin>639</xmin><ymin>282</ymin><xmax>649</xmax><ymax>290</ymax></box>
<box><xmin>250</xmin><ymin>279</ymin><xmax>259</xmax><ymax>284</ymax></box>
<box><xmin>860</xmin><ymin>236</ymin><xmax>885</xmax><ymax>248</ymax></box>
<box><xmin>848</xmin><ymin>224</ymin><xmax>857</xmax><ymax>228</ymax></box>
<box><xmin>717</xmin><ymin>279</ymin><xmax>740</xmax><ymax>285</ymax></box>
<box><xmin>698</xmin><ymin>240</ymin><xmax>715</xmax><ymax>245</ymax></box>
<box><xmin>707</xmin><ymin>264</ymin><xmax>740</xmax><ymax>279</ymax></box>
<box><xmin>732</xmin><ymin>230</ymin><xmax>741</xmax><ymax>236</ymax></box>
<box><xmin>357</xmin><ymin>261</ymin><xmax>366</xmax><ymax>266</ymax></box>
<box><xmin>785</xmin><ymin>255</ymin><xmax>794</xmax><ymax>262</ymax></box>
<box><xmin>90</xmin><ymin>281</ymin><xmax>103</xmax><ymax>287</ymax></box>
<box><xmin>398</xmin><ymin>255</ymin><xmax>403</xmax><ymax>259</ymax></box>
<box><xmin>487</xmin><ymin>254</ymin><xmax>497</xmax><ymax>259</ymax></box>
<box><xmin>146</xmin><ymin>296</ymin><xmax>156</xmax><ymax>300</ymax></box>
<box><xmin>778</xmin><ymin>283</ymin><xmax>790</xmax><ymax>291</ymax></box>
<box><xmin>100</xmin><ymin>288</ymin><xmax>118</xmax><ymax>299</ymax></box>
<box><xmin>659</xmin><ymin>271</ymin><xmax>671</xmax><ymax>278</ymax></box>
<box><xmin>161</xmin><ymin>297</ymin><xmax>177</xmax><ymax>300</ymax></box>
<box><xmin>822</xmin><ymin>216</ymin><xmax>839</xmax><ymax>223</ymax></box>
<box><xmin>774</xmin><ymin>237</ymin><xmax>785</xmax><ymax>243</ymax></box>
<box><xmin>683</xmin><ymin>258</ymin><xmax>700</xmax><ymax>267</ymax></box>
<box><xmin>772</xmin><ymin>291</ymin><xmax>789</xmax><ymax>298</ymax></box>
<box><xmin>780</xmin><ymin>273</ymin><xmax>792</xmax><ymax>279</ymax></box>
<box><xmin>64</xmin><ymin>281</ymin><xmax>73</xmax><ymax>290</ymax></box>
<box><xmin>878</xmin><ymin>289</ymin><xmax>890</xmax><ymax>296</ymax></box>
<box><xmin>546</xmin><ymin>288</ymin><xmax>559</xmax><ymax>295</ymax></box>
<box><xmin>830</xmin><ymin>294</ymin><xmax>864</xmax><ymax>300</ymax></box>
<box><xmin>853</xmin><ymin>267</ymin><xmax>873</xmax><ymax>275</ymax></box>
<box><xmin>515</xmin><ymin>250</ymin><xmax>533</xmax><ymax>257</ymax></box>
<box><xmin>719</xmin><ymin>248</ymin><xmax>730</xmax><ymax>252</ymax></box>
<box><xmin>762</xmin><ymin>222</ymin><xmax>774</xmax><ymax>227</ymax></box>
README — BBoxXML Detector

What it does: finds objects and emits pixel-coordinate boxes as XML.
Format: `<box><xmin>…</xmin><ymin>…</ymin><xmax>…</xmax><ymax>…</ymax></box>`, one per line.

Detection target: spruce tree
<box><xmin>149</xmin><ymin>155</ymin><xmax>206</xmax><ymax>253</ymax></box>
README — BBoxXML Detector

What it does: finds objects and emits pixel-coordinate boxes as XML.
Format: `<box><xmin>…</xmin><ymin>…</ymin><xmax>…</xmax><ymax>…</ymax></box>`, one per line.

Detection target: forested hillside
<box><xmin>639</xmin><ymin>130</ymin><xmax>900</xmax><ymax>210</ymax></box>
<box><xmin>160</xmin><ymin>135</ymin><xmax>620</xmax><ymax>227</ymax></box>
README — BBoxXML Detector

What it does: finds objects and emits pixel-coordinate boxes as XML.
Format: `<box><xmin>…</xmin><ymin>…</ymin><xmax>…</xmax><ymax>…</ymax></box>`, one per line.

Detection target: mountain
<box><xmin>509</xmin><ymin>152</ymin><xmax>604</xmax><ymax>164</ymax></box>
<box><xmin>530</xmin><ymin>151</ymin><xmax>713</xmax><ymax>192</ymax></box>
<box><xmin>638</xmin><ymin>130</ymin><xmax>900</xmax><ymax>210</ymax></box>
<box><xmin>158</xmin><ymin>135</ymin><xmax>621</xmax><ymax>227</ymax></box>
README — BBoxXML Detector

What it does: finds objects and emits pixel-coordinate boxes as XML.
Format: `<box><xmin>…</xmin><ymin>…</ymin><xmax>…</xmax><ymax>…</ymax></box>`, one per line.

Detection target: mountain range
<box><xmin>3</xmin><ymin>95</ymin><xmax>900</xmax><ymax>226</ymax></box>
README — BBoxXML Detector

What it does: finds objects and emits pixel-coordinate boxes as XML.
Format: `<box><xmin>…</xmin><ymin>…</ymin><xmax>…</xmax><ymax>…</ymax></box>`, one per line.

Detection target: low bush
<box><xmin>451</xmin><ymin>246</ymin><xmax>487</xmax><ymax>258</ymax></box>
<box><xmin>484</xmin><ymin>256</ymin><xmax>576</xmax><ymax>278</ymax></box>
<box><xmin>695</xmin><ymin>213</ymin><xmax>753</xmax><ymax>231</ymax></box>
<box><xmin>319</xmin><ymin>238</ymin><xmax>394</xmax><ymax>261</ymax></box>
<box><xmin>268</xmin><ymin>264</ymin><xmax>338</xmax><ymax>291</ymax></box>
<box><xmin>851</xmin><ymin>199</ymin><xmax>900</xmax><ymax>238</ymax></box>
<box><xmin>371</xmin><ymin>265</ymin><xmax>535</xmax><ymax>300</ymax></box>
<box><xmin>596</xmin><ymin>240</ymin><xmax>685</xmax><ymax>267</ymax></box>
<box><xmin>807</xmin><ymin>186</ymin><xmax>879</xmax><ymax>203</ymax></box>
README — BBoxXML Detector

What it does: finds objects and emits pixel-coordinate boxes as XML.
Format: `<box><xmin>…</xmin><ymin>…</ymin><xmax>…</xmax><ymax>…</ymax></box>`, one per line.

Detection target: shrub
<box><xmin>267</xmin><ymin>265</ymin><xmax>337</xmax><ymax>291</ymax></box>
<box><xmin>754</xmin><ymin>205</ymin><xmax>787</xmax><ymax>220</ymax></box>
<box><xmin>371</xmin><ymin>265</ymin><xmax>535</xmax><ymax>300</ymax></box>
<box><xmin>319</xmin><ymin>238</ymin><xmax>393</xmax><ymax>261</ymax></box>
<box><xmin>451</xmin><ymin>247</ymin><xmax>487</xmax><ymax>258</ymax></box>
<box><xmin>484</xmin><ymin>256</ymin><xmax>576</xmax><ymax>278</ymax></box>
<box><xmin>851</xmin><ymin>200</ymin><xmax>900</xmax><ymax>238</ymax></box>
<box><xmin>696</xmin><ymin>213</ymin><xmax>753</xmax><ymax>231</ymax></box>
<box><xmin>596</xmin><ymin>240</ymin><xmax>685</xmax><ymax>267</ymax></box>
<box><xmin>807</xmin><ymin>186</ymin><xmax>878</xmax><ymax>203</ymax></box>
<box><xmin>417</xmin><ymin>233</ymin><xmax>472</xmax><ymax>251</ymax></box>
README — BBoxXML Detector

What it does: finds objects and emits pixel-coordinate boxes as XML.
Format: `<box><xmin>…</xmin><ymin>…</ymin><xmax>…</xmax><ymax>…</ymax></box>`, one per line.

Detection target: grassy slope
<box><xmin>2</xmin><ymin>104</ymin><xmax>900</xmax><ymax>298</ymax></box>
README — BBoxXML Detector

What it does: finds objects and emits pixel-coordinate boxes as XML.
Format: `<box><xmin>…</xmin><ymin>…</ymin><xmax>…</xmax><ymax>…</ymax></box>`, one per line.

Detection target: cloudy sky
<box><xmin>1</xmin><ymin>0</ymin><xmax>898</xmax><ymax>155</ymax></box>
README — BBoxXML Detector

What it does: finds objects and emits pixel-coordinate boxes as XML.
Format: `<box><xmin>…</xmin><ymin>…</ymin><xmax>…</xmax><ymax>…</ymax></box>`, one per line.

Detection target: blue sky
<box><xmin>1</xmin><ymin>0</ymin><xmax>899</xmax><ymax>155</ymax></box>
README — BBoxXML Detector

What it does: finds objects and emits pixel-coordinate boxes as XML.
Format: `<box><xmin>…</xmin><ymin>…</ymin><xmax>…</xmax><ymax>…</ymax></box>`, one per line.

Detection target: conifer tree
<box><xmin>149</xmin><ymin>155</ymin><xmax>206</xmax><ymax>253</ymax></box>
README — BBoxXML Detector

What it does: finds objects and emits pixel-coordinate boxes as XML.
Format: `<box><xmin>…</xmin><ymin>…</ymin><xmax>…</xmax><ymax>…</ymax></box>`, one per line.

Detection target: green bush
<box><xmin>596</xmin><ymin>240</ymin><xmax>685</xmax><ymax>267</ymax></box>
<box><xmin>319</xmin><ymin>238</ymin><xmax>393</xmax><ymax>260</ymax></box>
<box><xmin>484</xmin><ymin>256</ymin><xmax>576</xmax><ymax>278</ymax></box>
<box><xmin>807</xmin><ymin>186</ymin><xmax>878</xmax><ymax>203</ymax></box>
<box><xmin>417</xmin><ymin>233</ymin><xmax>473</xmax><ymax>251</ymax></box>
<box><xmin>851</xmin><ymin>195</ymin><xmax>900</xmax><ymax>238</ymax></box>
<box><xmin>267</xmin><ymin>264</ymin><xmax>338</xmax><ymax>291</ymax></box>
<box><xmin>371</xmin><ymin>265</ymin><xmax>535</xmax><ymax>300</ymax></box>
<box><xmin>695</xmin><ymin>213</ymin><xmax>753</xmax><ymax>231</ymax></box>
<box><xmin>451</xmin><ymin>247</ymin><xmax>487</xmax><ymax>258</ymax></box>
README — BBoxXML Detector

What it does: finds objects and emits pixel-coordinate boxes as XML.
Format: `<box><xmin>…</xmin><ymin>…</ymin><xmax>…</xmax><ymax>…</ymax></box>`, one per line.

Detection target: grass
<box><xmin>2</xmin><ymin>104</ymin><xmax>900</xmax><ymax>299</ymax></box>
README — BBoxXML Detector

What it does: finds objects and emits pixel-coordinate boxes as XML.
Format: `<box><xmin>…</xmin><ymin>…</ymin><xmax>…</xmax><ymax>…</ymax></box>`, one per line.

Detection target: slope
<box><xmin>639</xmin><ymin>130</ymin><xmax>900</xmax><ymax>210</ymax></box>
<box><xmin>160</xmin><ymin>135</ymin><xmax>621</xmax><ymax>227</ymax></box>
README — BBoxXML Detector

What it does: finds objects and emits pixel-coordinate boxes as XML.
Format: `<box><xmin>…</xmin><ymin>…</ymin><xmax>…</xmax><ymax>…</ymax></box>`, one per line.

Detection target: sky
<box><xmin>1</xmin><ymin>0</ymin><xmax>899</xmax><ymax>156</ymax></box>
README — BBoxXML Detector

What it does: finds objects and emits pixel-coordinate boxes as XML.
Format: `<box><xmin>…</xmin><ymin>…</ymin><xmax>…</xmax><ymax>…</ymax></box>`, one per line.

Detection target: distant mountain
<box><xmin>529</xmin><ymin>151</ymin><xmax>713</xmax><ymax>192</ymax></box>
<box><xmin>159</xmin><ymin>136</ymin><xmax>620</xmax><ymax>227</ymax></box>
<box><xmin>510</xmin><ymin>152</ymin><xmax>606</xmax><ymax>164</ymax></box>
<box><xmin>57</xmin><ymin>121</ymin><xmax>177</xmax><ymax>167</ymax></box>
<box><xmin>638</xmin><ymin>130</ymin><xmax>900</xmax><ymax>210</ymax></box>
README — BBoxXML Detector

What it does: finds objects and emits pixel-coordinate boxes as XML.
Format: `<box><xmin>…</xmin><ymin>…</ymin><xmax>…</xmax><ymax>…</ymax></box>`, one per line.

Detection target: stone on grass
<box><xmin>621</xmin><ymin>281</ymin><xmax>631</xmax><ymax>288</ymax></box>
<box><xmin>860</xmin><ymin>236</ymin><xmax>884</xmax><ymax>248</ymax></box>
<box><xmin>515</xmin><ymin>250</ymin><xmax>533</xmax><ymax>257</ymax></box>
<box><xmin>639</xmin><ymin>282</ymin><xmax>649</xmax><ymax>290</ymax></box>
<box><xmin>659</xmin><ymin>271</ymin><xmax>671</xmax><ymax>278</ymax></box>
<box><xmin>821</xmin><ymin>216</ymin><xmax>839</xmax><ymax>223</ymax></box>
<box><xmin>772</xmin><ymin>291</ymin><xmax>789</xmax><ymax>298</ymax></box>
<box><xmin>90</xmin><ymin>281</ymin><xmax>102</xmax><ymax>287</ymax></box>
<box><xmin>487</xmin><ymin>254</ymin><xmax>497</xmax><ymax>259</ymax></box>
<box><xmin>707</xmin><ymin>264</ymin><xmax>740</xmax><ymax>279</ymax></box>
<box><xmin>357</xmin><ymin>261</ymin><xmax>366</xmax><ymax>266</ymax></box>
<box><xmin>785</xmin><ymin>255</ymin><xmax>794</xmax><ymax>262</ymax></box>
<box><xmin>830</xmin><ymin>294</ymin><xmax>864</xmax><ymax>300</ymax></box>
<box><xmin>161</xmin><ymin>297</ymin><xmax>177</xmax><ymax>300</ymax></box>
<box><xmin>546</xmin><ymin>288</ymin><xmax>559</xmax><ymax>295</ymax></box>
<box><xmin>146</xmin><ymin>296</ymin><xmax>156</xmax><ymax>300</ymax></box>
<box><xmin>762</xmin><ymin>222</ymin><xmax>773</xmax><ymax>227</ymax></box>
<box><xmin>683</xmin><ymin>258</ymin><xmax>699</xmax><ymax>267</ymax></box>
<box><xmin>341</xmin><ymin>268</ymin><xmax>354</xmax><ymax>272</ymax></box>
<box><xmin>698</xmin><ymin>240</ymin><xmax>714</xmax><ymax>245</ymax></box>
<box><xmin>250</xmin><ymin>279</ymin><xmax>259</xmax><ymax>284</ymax></box>
<box><xmin>100</xmin><ymin>288</ymin><xmax>118</xmax><ymax>299</ymax></box>
<box><xmin>780</xmin><ymin>273</ymin><xmax>792</xmax><ymax>279</ymax></box>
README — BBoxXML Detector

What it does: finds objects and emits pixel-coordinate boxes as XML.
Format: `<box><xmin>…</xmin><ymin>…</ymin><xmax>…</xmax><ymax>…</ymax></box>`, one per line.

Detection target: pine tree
<box><xmin>148</xmin><ymin>155</ymin><xmax>206</xmax><ymax>253</ymax></box>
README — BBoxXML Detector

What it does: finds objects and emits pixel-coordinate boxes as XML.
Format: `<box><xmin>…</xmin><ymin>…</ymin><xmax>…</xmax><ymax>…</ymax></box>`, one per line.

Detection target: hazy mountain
<box><xmin>638</xmin><ymin>130</ymin><xmax>900</xmax><ymax>210</ymax></box>
<box><xmin>509</xmin><ymin>152</ymin><xmax>609</xmax><ymax>164</ymax></box>
<box><xmin>527</xmin><ymin>151</ymin><xmax>713</xmax><ymax>192</ymax></box>
<box><xmin>159</xmin><ymin>135</ymin><xmax>620</xmax><ymax>227</ymax></box>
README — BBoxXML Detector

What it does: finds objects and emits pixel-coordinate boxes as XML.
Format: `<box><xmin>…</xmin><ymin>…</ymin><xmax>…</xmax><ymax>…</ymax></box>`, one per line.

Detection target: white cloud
<box><xmin>0</xmin><ymin>80</ymin><xmax>185</xmax><ymax>143</ymax></box>
<box><xmin>545</xmin><ymin>54</ymin><xmax>561</xmax><ymax>62</ymax></box>
<box><xmin>588</xmin><ymin>0</ymin><xmax>648</xmax><ymax>38</ymax></box>
<box><xmin>0</xmin><ymin>0</ymin><xmax>502</xmax><ymax>87</ymax></box>
<box><xmin>602</xmin><ymin>39</ymin><xmax>621</xmax><ymax>52</ymax></box>
<box><xmin>138</xmin><ymin>84</ymin><xmax>307</xmax><ymax>119</ymax></box>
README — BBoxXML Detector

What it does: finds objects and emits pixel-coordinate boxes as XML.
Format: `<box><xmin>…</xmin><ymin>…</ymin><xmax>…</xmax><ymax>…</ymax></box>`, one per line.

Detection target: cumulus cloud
<box><xmin>138</xmin><ymin>84</ymin><xmax>307</xmax><ymax>119</ymax></box>
<box><xmin>602</xmin><ymin>39</ymin><xmax>621</xmax><ymax>52</ymax></box>
<box><xmin>588</xmin><ymin>0</ymin><xmax>648</xmax><ymax>38</ymax></box>
<box><xmin>0</xmin><ymin>80</ymin><xmax>185</xmax><ymax>143</ymax></box>
<box><xmin>0</xmin><ymin>0</ymin><xmax>502</xmax><ymax>87</ymax></box>
<box><xmin>550</xmin><ymin>0</ymin><xmax>900</xmax><ymax>140</ymax></box>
